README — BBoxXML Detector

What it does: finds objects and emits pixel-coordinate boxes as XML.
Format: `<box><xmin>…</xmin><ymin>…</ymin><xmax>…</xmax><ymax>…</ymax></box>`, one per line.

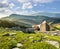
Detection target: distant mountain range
<box><xmin>32</xmin><ymin>12</ymin><xmax>60</xmax><ymax>18</ymax></box>
<box><xmin>0</xmin><ymin>12</ymin><xmax>60</xmax><ymax>27</ymax></box>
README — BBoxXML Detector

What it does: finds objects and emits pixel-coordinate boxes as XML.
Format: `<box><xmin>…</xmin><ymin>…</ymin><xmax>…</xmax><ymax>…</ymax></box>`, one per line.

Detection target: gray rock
<box><xmin>17</xmin><ymin>43</ymin><xmax>23</xmax><ymax>47</ymax></box>
<box><xmin>46</xmin><ymin>40</ymin><xmax>59</xmax><ymax>48</ymax></box>
<box><xmin>51</xmin><ymin>33</ymin><xmax>58</xmax><ymax>36</ymax></box>
<box><xmin>12</xmin><ymin>47</ymin><xmax>20</xmax><ymax>49</ymax></box>
<box><xmin>9</xmin><ymin>33</ymin><xmax>16</xmax><ymax>36</ymax></box>
<box><xmin>28</xmin><ymin>36</ymin><xmax>33</xmax><ymax>39</ymax></box>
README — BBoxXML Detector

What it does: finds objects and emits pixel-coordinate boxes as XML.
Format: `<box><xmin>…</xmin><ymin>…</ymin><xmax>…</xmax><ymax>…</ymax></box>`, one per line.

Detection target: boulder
<box><xmin>17</xmin><ymin>43</ymin><xmax>23</xmax><ymax>47</ymax></box>
<box><xmin>46</xmin><ymin>40</ymin><xmax>59</xmax><ymax>48</ymax></box>
<box><xmin>51</xmin><ymin>33</ymin><xmax>58</xmax><ymax>36</ymax></box>
<box><xmin>9</xmin><ymin>33</ymin><xmax>16</xmax><ymax>36</ymax></box>
<box><xmin>12</xmin><ymin>47</ymin><xmax>20</xmax><ymax>49</ymax></box>
<box><xmin>28</xmin><ymin>36</ymin><xmax>33</xmax><ymax>39</ymax></box>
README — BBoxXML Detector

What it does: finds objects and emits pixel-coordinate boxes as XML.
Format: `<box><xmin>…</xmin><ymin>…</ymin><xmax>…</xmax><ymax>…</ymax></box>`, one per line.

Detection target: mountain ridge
<box><xmin>0</xmin><ymin>13</ymin><xmax>60</xmax><ymax>27</ymax></box>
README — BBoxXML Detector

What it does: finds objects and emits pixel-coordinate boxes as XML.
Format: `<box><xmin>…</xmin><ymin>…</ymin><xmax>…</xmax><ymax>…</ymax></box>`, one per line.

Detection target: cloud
<box><xmin>0</xmin><ymin>0</ymin><xmax>58</xmax><ymax>17</ymax></box>
<box><xmin>1</xmin><ymin>0</ymin><xmax>8</xmax><ymax>4</ymax></box>
<box><xmin>9</xmin><ymin>3</ymin><xmax>15</xmax><ymax>8</ymax></box>
<box><xmin>15</xmin><ymin>10</ymin><xmax>37</xmax><ymax>15</ymax></box>
<box><xmin>4</xmin><ymin>8</ymin><xmax>13</xmax><ymax>14</ymax></box>
<box><xmin>0</xmin><ymin>7</ymin><xmax>13</xmax><ymax>15</ymax></box>
<box><xmin>18</xmin><ymin>0</ymin><xmax>29</xmax><ymax>3</ymax></box>
<box><xmin>22</xmin><ymin>2</ymin><xmax>33</xmax><ymax>9</ymax></box>
<box><xmin>18</xmin><ymin>0</ymin><xmax>55</xmax><ymax>3</ymax></box>
<box><xmin>15</xmin><ymin>10</ymin><xmax>29</xmax><ymax>15</ymax></box>
<box><xmin>0</xmin><ymin>8</ymin><xmax>5</xmax><ymax>12</ymax></box>
<box><xmin>14</xmin><ymin>7</ymin><xmax>20</xmax><ymax>10</ymax></box>
<box><xmin>0</xmin><ymin>3</ymin><xmax>8</xmax><ymax>8</ymax></box>
<box><xmin>34</xmin><ymin>4</ymin><xmax>37</xmax><ymax>6</ymax></box>
<box><xmin>0</xmin><ymin>0</ymin><xmax>9</xmax><ymax>8</ymax></box>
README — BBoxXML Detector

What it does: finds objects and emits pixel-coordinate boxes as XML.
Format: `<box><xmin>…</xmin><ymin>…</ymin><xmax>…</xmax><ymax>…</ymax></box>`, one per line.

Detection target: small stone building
<box><xmin>40</xmin><ymin>21</ymin><xmax>50</xmax><ymax>31</ymax></box>
<box><xmin>32</xmin><ymin>21</ymin><xmax>50</xmax><ymax>31</ymax></box>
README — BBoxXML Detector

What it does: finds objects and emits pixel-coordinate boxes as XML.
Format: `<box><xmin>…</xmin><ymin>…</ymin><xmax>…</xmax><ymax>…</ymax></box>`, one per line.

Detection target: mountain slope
<box><xmin>1</xmin><ymin>13</ymin><xmax>60</xmax><ymax>27</ymax></box>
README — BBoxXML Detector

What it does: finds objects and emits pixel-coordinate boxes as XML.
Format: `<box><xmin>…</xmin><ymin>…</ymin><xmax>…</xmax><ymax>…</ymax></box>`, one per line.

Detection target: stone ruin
<box><xmin>32</xmin><ymin>20</ymin><xmax>50</xmax><ymax>32</ymax></box>
<box><xmin>40</xmin><ymin>21</ymin><xmax>50</xmax><ymax>31</ymax></box>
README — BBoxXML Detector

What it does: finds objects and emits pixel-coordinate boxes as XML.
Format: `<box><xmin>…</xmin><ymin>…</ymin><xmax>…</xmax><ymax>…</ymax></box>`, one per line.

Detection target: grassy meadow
<box><xmin>0</xmin><ymin>27</ymin><xmax>60</xmax><ymax>49</ymax></box>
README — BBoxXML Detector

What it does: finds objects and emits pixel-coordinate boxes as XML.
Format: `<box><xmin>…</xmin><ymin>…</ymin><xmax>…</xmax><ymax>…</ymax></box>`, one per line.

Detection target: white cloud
<box><xmin>0</xmin><ymin>8</ymin><xmax>5</xmax><ymax>11</ymax></box>
<box><xmin>18</xmin><ymin>0</ymin><xmax>29</xmax><ymax>3</ymax></box>
<box><xmin>5</xmin><ymin>9</ymin><xmax>13</xmax><ymax>14</ymax></box>
<box><xmin>1</xmin><ymin>0</ymin><xmax>8</xmax><ymax>4</ymax></box>
<box><xmin>14</xmin><ymin>7</ymin><xmax>20</xmax><ymax>10</ymax></box>
<box><xmin>34</xmin><ymin>4</ymin><xmax>37</xmax><ymax>6</ymax></box>
<box><xmin>18</xmin><ymin>0</ymin><xmax>54</xmax><ymax>3</ymax></box>
<box><xmin>15</xmin><ymin>10</ymin><xmax>38</xmax><ymax>15</ymax></box>
<box><xmin>0</xmin><ymin>0</ymin><xmax>57</xmax><ymax>17</ymax></box>
<box><xmin>15</xmin><ymin>11</ymin><xmax>29</xmax><ymax>15</ymax></box>
<box><xmin>22</xmin><ymin>2</ymin><xmax>33</xmax><ymax>9</ymax></box>
<box><xmin>0</xmin><ymin>7</ymin><xmax>13</xmax><ymax>15</ymax></box>
<box><xmin>9</xmin><ymin>3</ymin><xmax>15</xmax><ymax>8</ymax></box>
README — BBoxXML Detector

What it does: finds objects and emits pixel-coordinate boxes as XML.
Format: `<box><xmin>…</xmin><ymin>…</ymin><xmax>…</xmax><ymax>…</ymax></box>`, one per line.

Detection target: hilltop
<box><xmin>0</xmin><ymin>13</ymin><xmax>60</xmax><ymax>28</ymax></box>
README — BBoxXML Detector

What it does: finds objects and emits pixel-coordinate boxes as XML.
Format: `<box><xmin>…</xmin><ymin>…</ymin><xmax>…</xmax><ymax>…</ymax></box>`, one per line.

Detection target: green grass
<box><xmin>0</xmin><ymin>27</ymin><xmax>59</xmax><ymax>49</ymax></box>
<box><xmin>53</xmin><ymin>25</ymin><xmax>60</xmax><ymax>30</ymax></box>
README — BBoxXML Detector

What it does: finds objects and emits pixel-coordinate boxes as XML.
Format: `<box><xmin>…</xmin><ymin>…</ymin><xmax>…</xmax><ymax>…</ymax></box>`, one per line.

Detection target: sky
<box><xmin>0</xmin><ymin>0</ymin><xmax>60</xmax><ymax>18</ymax></box>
